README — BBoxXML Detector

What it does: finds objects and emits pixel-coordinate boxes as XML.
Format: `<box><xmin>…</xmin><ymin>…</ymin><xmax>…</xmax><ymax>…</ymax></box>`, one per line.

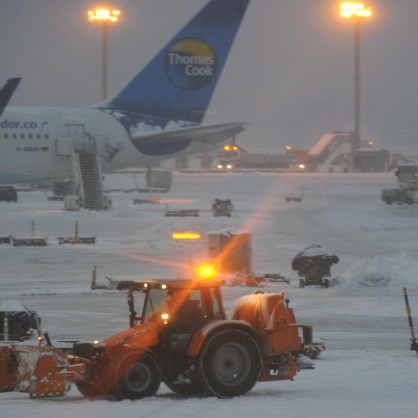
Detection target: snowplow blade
<box><xmin>0</xmin><ymin>344</ymin><xmax>87</xmax><ymax>398</ymax></box>
<box><xmin>0</xmin><ymin>345</ymin><xmax>18</xmax><ymax>392</ymax></box>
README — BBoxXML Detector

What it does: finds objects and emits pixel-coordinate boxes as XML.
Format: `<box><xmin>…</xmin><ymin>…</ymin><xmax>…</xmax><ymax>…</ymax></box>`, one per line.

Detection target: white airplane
<box><xmin>0</xmin><ymin>0</ymin><xmax>250</xmax><ymax>184</ymax></box>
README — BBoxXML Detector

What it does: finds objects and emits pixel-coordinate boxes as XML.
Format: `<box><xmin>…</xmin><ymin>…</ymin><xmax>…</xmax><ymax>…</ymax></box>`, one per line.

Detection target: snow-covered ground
<box><xmin>1</xmin><ymin>171</ymin><xmax>418</xmax><ymax>418</ymax></box>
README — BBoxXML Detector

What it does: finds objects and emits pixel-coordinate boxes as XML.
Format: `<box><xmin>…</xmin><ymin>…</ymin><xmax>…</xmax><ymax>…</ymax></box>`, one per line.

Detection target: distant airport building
<box><xmin>159</xmin><ymin>131</ymin><xmax>391</xmax><ymax>173</ymax></box>
<box><xmin>353</xmin><ymin>148</ymin><xmax>391</xmax><ymax>172</ymax></box>
<box><xmin>306</xmin><ymin>131</ymin><xmax>390</xmax><ymax>173</ymax></box>
<box><xmin>233</xmin><ymin>153</ymin><xmax>291</xmax><ymax>169</ymax></box>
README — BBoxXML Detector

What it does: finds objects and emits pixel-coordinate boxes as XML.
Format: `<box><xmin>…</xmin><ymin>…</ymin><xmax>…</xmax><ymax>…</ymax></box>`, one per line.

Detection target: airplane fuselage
<box><xmin>0</xmin><ymin>106</ymin><xmax>195</xmax><ymax>183</ymax></box>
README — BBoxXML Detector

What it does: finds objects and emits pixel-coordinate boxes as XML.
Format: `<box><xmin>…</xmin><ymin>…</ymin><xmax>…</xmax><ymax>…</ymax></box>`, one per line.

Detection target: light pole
<box><xmin>88</xmin><ymin>8</ymin><xmax>120</xmax><ymax>100</ymax></box>
<box><xmin>339</xmin><ymin>2</ymin><xmax>372</xmax><ymax>151</ymax></box>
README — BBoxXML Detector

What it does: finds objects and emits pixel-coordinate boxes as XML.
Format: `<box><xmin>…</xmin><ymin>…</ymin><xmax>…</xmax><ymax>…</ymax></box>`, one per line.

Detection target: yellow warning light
<box><xmin>223</xmin><ymin>145</ymin><xmax>231</xmax><ymax>151</ymax></box>
<box><xmin>198</xmin><ymin>264</ymin><xmax>216</xmax><ymax>279</ymax></box>
<box><xmin>161</xmin><ymin>313</ymin><xmax>169</xmax><ymax>324</ymax></box>
<box><xmin>172</xmin><ymin>232</ymin><xmax>201</xmax><ymax>240</ymax></box>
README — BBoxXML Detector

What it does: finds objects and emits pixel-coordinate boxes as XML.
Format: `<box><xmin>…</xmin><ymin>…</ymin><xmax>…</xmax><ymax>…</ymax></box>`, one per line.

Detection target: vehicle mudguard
<box><xmin>186</xmin><ymin>319</ymin><xmax>260</xmax><ymax>357</ymax></box>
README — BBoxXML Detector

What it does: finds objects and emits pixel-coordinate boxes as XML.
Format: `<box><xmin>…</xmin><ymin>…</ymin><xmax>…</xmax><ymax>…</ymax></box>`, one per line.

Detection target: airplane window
<box><xmin>20</xmin><ymin>134</ymin><xmax>25</xmax><ymax>139</ymax></box>
<box><xmin>12</xmin><ymin>133</ymin><xmax>17</xmax><ymax>139</ymax></box>
<box><xmin>36</xmin><ymin>134</ymin><xmax>41</xmax><ymax>139</ymax></box>
<box><xmin>28</xmin><ymin>134</ymin><xmax>33</xmax><ymax>139</ymax></box>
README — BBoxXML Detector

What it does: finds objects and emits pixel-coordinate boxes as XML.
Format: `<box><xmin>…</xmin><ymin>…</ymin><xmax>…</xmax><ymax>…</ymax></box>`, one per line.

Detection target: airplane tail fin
<box><xmin>104</xmin><ymin>0</ymin><xmax>250</xmax><ymax>124</ymax></box>
<box><xmin>0</xmin><ymin>78</ymin><xmax>21</xmax><ymax>118</ymax></box>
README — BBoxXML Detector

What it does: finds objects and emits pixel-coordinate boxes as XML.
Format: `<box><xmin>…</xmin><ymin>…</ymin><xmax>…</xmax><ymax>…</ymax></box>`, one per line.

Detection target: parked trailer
<box><xmin>57</xmin><ymin>236</ymin><xmax>96</xmax><ymax>245</ymax></box>
<box><xmin>165</xmin><ymin>209</ymin><xmax>199</xmax><ymax>217</ymax></box>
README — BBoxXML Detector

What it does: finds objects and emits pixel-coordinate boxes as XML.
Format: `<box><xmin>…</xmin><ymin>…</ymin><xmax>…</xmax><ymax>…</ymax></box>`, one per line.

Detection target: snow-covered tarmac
<box><xmin>1</xmin><ymin>171</ymin><xmax>418</xmax><ymax>418</ymax></box>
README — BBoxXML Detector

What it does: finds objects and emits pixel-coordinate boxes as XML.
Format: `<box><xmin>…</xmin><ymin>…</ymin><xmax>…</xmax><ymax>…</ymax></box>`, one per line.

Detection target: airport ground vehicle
<box><xmin>382</xmin><ymin>188</ymin><xmax>418</xmax><ymax>205</ymax></box>
<box><xmin>0</xmin><ymin>278</ymin><xmax>316</xmax><ymax>399</ymax></box>
<box><xmin>0</xmin><ymin>186</ymin><xmax>17</xmax><ymax>202</ymax></box>
<box><xmin>212</xmin><ymin>198</ymin><xmax>233</xmax><ymax>217</ymax></box>
<box><xmin>382</xmin><ymin>164</ymin><xmax>418</xmax><ymax>205</ymax></box>
<box><xmin>292</xmin><ymin>245</ymin><xmax>339</xmax><ymax>288</ymax></box>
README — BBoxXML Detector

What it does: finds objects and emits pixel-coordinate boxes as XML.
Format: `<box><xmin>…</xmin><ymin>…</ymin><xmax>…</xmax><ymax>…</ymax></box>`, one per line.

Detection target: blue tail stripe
<box><xmin>0</xmin><ymin>78</ymin><xmax>21</xmax><ymax>117</ymax></box>
<box><xmin>106</xmin><ymin>0</ymin><xmax>250</xmax><ymax>124</ymax></box>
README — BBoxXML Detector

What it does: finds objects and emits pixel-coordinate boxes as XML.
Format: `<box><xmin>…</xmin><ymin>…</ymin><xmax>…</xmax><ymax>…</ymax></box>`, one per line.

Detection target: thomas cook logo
<box><xmin>165</xmin><ymin>38</ymin><xmax>217</xmax><ymax>91</ymax></box>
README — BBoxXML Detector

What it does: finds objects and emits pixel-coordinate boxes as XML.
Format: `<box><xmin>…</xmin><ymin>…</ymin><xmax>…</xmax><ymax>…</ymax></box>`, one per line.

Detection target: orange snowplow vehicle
<box><xmin>1</xmin><ymin>278</ymin><xmax>320</xmax><ymax>399</ymax></box>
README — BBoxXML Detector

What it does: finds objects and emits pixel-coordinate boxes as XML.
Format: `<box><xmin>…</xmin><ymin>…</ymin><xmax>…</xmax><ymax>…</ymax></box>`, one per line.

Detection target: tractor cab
<box><xmin>116</xmin><ymin>278</ymin><xmax>226</xmax><ymax>328</ymax></box>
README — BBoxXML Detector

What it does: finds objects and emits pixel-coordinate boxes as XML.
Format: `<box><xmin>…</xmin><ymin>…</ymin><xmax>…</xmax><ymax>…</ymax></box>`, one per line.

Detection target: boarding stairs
<box><xmin>76</xmin><ymin>153</ymin><xmax>104</xmax><ymax>210</ymax></box>
<box><xmin>71</xmin><ymin>132</ymin><xmax>105</xmax><ymax>210</ymax></box>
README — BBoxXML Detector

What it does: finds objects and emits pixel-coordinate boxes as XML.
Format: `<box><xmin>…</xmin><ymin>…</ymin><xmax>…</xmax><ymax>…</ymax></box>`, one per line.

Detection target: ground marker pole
<box><xmin>74</xmin><ymin>221</ymin><xmax>80</xmax><ymax>244</ymax></box>
<box><xmin>91</xmin><ymin>266</ymin><xmax>97</xmax><ymax>290</ymax></box>
<box><xmin>403</xmin><ymin>287</ymin><xmax>418</xmax><ymax>356</ymax></box>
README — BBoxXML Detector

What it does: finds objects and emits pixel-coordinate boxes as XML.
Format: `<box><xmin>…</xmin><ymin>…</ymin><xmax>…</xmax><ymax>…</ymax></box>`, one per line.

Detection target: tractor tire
<box><xmin>197</xmin><ymin>329</ymin><xmax>261</xmax><ymax>398</ymax></box>
<box><xmin>113</xmin><ymin>352</ymin><xmax>161</xmax><ymax>400</ymax></box>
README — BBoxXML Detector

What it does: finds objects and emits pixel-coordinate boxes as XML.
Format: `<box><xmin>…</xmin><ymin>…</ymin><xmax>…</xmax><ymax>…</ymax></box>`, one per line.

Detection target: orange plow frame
<box><xmin>0</xmin><ymin>344</ymin><xmax>87</xmax><ymax>398</ymax></box>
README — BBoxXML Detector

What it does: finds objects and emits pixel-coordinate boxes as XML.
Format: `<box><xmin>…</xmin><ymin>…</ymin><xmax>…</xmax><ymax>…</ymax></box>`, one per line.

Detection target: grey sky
<box><xmin>2</xmin><ymin>0</ymin><xmax>418</xmax><ymax>155</ymax></box>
